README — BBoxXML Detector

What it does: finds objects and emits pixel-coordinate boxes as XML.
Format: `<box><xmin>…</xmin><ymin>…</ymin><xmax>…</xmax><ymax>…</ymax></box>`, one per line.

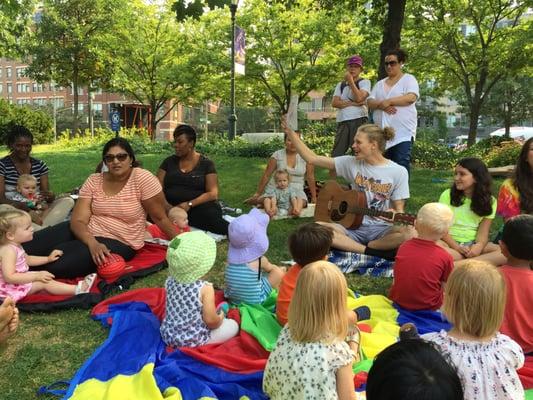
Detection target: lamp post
<box><xmin>228</xmin><ymin>0</ymin><xmax>238</xmax><ymax>140</ymax></box>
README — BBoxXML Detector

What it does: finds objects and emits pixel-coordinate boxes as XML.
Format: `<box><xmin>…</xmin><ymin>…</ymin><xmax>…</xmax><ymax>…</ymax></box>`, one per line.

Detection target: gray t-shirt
<box><xmin>334</xmin><ymin>156</ymin><xmax>409</xmax><ymax>225</ymax></box>
<box><xmin>333</xmin><ymin>79</ymin><xmax>371</xmax><ymax>122</ymax></box>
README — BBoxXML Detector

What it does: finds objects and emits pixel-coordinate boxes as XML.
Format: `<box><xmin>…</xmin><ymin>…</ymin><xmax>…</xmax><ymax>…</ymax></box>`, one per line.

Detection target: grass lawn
<box><xmin>0</xmin><ymin>146</ymin><xmax>503</xmax><ymax>399</ymax></box>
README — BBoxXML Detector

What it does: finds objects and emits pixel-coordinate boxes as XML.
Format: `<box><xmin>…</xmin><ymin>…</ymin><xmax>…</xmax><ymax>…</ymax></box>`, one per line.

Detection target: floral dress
<box><xmin>263</xmin><ymin>326</ymin><xmax>355</xmax><ymax>399</ymax></box>
<box><xmin>423</xmin><ymin>330</ymin><xmax>524</xmax><ymax>400</ymax></box>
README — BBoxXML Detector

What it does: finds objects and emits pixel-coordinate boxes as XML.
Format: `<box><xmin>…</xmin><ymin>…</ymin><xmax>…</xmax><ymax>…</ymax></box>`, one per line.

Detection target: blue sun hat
<box><xmin>166</xmin><ymin>231</ymin><xmax>216</xmax><ymax>283</ymax></box>
<box><xmin>227</xmin><ymin>208</ymin><xmax>269</xmax><ymax>264</ymax></box>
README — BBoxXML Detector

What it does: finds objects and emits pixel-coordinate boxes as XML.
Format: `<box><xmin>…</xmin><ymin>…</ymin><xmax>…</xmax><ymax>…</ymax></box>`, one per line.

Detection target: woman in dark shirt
<box><xmin>157</xmin><ymin>125</ymin><xmax>228</xmax><ymax>235</ymax></box>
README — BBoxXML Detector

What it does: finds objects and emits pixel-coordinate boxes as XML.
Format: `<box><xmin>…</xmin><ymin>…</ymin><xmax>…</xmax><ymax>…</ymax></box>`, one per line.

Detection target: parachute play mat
<box><xmin>40</xmin><ymin>288</ymin><xmax>533</xmax><ymax>400</ymax></box>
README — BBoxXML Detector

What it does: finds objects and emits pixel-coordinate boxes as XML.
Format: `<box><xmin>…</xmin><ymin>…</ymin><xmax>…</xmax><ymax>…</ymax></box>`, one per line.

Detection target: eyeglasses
<box><xmin>384</xmin><ymin>60</ymin><xmax>399</xmax><ymax>67</ymax></box>
<box><xmin>103</xmin><ymin>153</ymin><xmax>129</xmax><ymax>163</ymax></box>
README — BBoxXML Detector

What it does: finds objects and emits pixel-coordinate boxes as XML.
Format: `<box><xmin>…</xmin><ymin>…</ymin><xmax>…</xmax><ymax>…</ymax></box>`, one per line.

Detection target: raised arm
<box><xmin>305</xmin><ymin>162</ymin><xmax>317</xmax><ymax>203</ymax></box>
<box><xmin>281</xmin><ymin>118</ymin><xmax>336</xmax><ymax>171</ymax></box>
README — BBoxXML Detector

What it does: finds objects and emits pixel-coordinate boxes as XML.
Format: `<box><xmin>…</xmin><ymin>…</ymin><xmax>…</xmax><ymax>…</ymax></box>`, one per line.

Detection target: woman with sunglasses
<box><xmin>0</xmin><ymin>125</ymin><xmax>74</xmax><ymax>227</ymax></box>
<box><xmin>21</xmin><ymin>137</ymin><xmax>177</xmax><ymax>278</ymax></box>
<box><xmin>367</xmin><ymin>49</ymin><xmax>419</xmax><ymax>175</ymax></box>
<box><xmin>157</xmin><ymin>124</ymin><xmax>228</xmax><ymax>235</ymax></box>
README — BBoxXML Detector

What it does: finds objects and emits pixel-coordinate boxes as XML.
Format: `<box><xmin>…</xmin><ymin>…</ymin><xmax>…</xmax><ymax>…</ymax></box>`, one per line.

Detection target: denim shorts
<box><xmin>338</xmin><ymin>223</ymin><xmax>391</xmax><ymax>245</ymax></box>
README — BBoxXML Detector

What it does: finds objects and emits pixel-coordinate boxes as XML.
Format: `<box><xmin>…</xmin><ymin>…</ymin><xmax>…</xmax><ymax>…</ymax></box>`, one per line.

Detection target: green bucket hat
<box><xmin>166</xmin><ymin>231</ymin><xmax>216</xmax><ymax>284</ymax></box>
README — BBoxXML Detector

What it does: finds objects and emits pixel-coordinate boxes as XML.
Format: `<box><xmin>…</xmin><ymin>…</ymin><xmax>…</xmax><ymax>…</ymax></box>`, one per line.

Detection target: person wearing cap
<box><xmin>224</xmin><ymin>208</ymin><xmax>285</xmax><ymax>305</ymax></box>
<box><xmin>160</xmin><ymin>231</ymin><xmax>239</xmax><ymax>347</ymax></box>
<box><xmin>331</xmin><ymin>55</ymin><xmax>371</xmax><ymax>160</ymax></box>
<box><xmin>367</xmin><ymin>48</ymin><xmax>419</xmax><ymax>175</ymax></box>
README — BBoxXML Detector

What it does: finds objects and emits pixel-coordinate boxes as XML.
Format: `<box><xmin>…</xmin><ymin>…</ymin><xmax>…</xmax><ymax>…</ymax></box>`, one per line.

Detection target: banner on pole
<box><xmin>235</xmin><ymin>26</ymin><xmax>245</xmax><ymax>75</ymax></box>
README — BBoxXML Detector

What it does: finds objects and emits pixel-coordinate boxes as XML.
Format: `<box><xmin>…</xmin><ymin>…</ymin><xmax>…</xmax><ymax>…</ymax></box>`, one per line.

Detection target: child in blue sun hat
<box><xmin>224</xmin><ymin>208</ymin><xmax>285</xmax><ymax>305</ymax></box>
<box><xmin>160</xmin><ymin>231</ymin><xmax>239</xmax><ymax>347</ymax></box>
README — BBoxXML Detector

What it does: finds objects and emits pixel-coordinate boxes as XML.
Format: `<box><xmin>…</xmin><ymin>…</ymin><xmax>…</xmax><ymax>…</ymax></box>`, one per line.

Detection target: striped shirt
<box><xmin>224</xmin><ymin>261</ymin><xmax>273</xmax><ymax>305</ymax></box>
<box><xmin>79</xmin><ymin>168</ymin><xmax>162</xmax><ymax>250</ymax></box>
<box><xmin>0</xmin><ymin>156</ymin><xmax>49</xmax><ymax>199</ymax></box>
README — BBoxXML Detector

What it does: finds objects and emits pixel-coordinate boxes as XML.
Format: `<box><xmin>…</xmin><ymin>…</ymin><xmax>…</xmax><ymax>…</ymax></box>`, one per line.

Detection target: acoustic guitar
<box><xmin>314</xmin><ymin>181</ymin><xmax>416</xmax><ymax>229</ymax></box>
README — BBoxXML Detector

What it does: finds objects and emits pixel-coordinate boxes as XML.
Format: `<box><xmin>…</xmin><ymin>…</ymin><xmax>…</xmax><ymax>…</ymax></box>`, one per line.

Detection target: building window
<box><xmin>17</xmin><ymin>83</ymin><xmax>30</xmax><ymax>93</ymax></box>
<box><xmin>0</xmin><ymin>85</ymin><xmax>2</xmax><ymax>94</ymax></box>
<box><xmin>32</xmin><ymin>83</ymin><xmax>46</xmax><ymax>92</ymax></box>
<box><xmin>6</xmin><ymin>67</ymin><xmax>12</xmax><ymax>79</ymax></box>
<box><xmin>0</xmin><ymin>68</ymin><xmax>3</xmax><ymax>78</ymax></box>
<box><xmin>71</xmin><ymin>86</ymin><xmax>84</xmax><ymax>95</ymax></box>
<box><xmin>33</xmin><ymin>98</ymin><xmax>47</xmax><ymax>106</ymax></box>
<box><xmin>93</xmin><ymin>103</ymin><xmax>103</xmax><ymax>117</ymax></box>
<box><xmin>16</xmin><ymin>67</ymin><xmax>26</xmax><ymax>79</ymax></box>
<box><xmin>7</xmin><ymin>83</ymin><xmax>12</xmax><ymax>93</ymax></box>
<box><xmin>17</xmin><ymin>99</ymin><xmax>31</xmax><ymax>105</ymax></box>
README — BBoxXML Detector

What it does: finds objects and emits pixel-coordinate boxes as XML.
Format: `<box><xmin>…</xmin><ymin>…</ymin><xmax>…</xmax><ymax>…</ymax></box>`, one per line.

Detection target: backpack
<box><xmin>340</xmin><ymin>78</ymin><xmax>363</xmax><ymax>101</ymax></box>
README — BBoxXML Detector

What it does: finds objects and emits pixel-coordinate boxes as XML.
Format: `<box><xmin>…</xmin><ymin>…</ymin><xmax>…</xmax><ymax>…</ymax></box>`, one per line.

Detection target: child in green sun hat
<box><xmin>160</xmin><ymin>231</ymin><xmax>239</xmax><ymax>347</ymax></box>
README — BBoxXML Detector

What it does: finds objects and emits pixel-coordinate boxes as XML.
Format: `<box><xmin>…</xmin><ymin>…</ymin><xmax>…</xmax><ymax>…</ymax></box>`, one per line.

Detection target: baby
<box><xmin>263</xmin><ymin>169</ymin><xmax>299</xmax><ymax>218</ymax></box>
<box><xmin>145</xmin><ymin>206</ymin><xmax>190</xmax><ymax>241</ymax></box>
<box><xmin>12</xmin><ymin>175</ymin><xmax>49</xmax><ymax>223</ymax></box>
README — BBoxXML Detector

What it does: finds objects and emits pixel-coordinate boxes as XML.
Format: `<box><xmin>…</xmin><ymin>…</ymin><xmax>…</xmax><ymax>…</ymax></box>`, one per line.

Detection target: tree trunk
<box><xmin>467</xmin><ymin>101</ymin><xmax>481</xmax><ymax>147</ymax></box>
<box><xmin>150</xmin><ymin>105</ymin><xmax>158</xmax><ymax>140</ymax></box>
<box><xmin>88</xmin><ymin>86</ymin><xmax>94</xmax><ymax>137</ymax></box>
<box><xmin>378</xmin><ymin>0</ymin><xmax>407</xmax><ymax>80</ymax></box>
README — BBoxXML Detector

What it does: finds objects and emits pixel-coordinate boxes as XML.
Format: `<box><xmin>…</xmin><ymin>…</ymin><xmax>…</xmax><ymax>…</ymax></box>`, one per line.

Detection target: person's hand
<box><xmin>40</xmin><ymin>191</ymin><xmax>55</xmax><ymax>203</ymax></box>
<box><xmin>29</xmin><ymin>210</ymin><xmax>43</xmax><ymax>225</ymax></box>
<box><xmin>88</xmin><ymin>241</ymin><xmax>111</xmax><ymax>266</ymax></box>
<box><xmin>47</xmin><ymin>249</ymin><xmax>63</xmax><ymax>263</ymax></box>
<box><xmin>344</xmin><ymin>72</ymin><xmax>354</xmax><ymax>83</ymax></box>
<box><xmin>465</xmin><ymin>242</ymin><xmax>483</xmax><ymax>258</ymax></box>
<box><xmin>36</xmin><ymin>270</ymin><xmax>54</xmax><ymax>283</ymax></box>
<box><xmin>384</xmin><ymin>106</ymin><xmax>397</xmax><ymax>115</ymax></box>
<box><xmin>455</xmin><ymin>244</ymin><xmax>470</xmax><ymax>257</ymax></box>
<box><xmin>178</xmin><ymin>202</ymin><xmax>191</xmax><ymax>212</ymax></box>
<box><xmin>266</xmin><ymin>206</ymin><xmax>277</xmax><ymax>218</ymax></box>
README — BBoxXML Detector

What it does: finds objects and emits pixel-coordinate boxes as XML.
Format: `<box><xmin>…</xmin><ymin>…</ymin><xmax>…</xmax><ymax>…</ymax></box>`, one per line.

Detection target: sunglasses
<box><xmin>384</xmin><ymin>60</ymin><xmax>399</xmax><ymax>67</ymax></box>
<box><xmin>103</xmin><ymin>153</ymin><xmax>129</xmax><ymax>163</ymax></box>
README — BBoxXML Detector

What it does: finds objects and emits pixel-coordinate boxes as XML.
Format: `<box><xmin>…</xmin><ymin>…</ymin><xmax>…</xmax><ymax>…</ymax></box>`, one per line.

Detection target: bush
<box><xmin>484</xmin><ymin>140</ymin><xmax>521</xmax><ymax>167</ymax></box>
<box><xmin>412</xmin><ymin>140</ymin><xmax>456</xmax><ymax>169</ymax></box>
<box><xmin>0</xmin><ymin>99</ymin><xmax>54</xmax><ymax>144</ymax></box>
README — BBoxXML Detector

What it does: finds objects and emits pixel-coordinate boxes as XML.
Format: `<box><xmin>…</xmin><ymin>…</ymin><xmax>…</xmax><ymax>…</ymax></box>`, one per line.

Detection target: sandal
<box><xmin>75</xmin><ymin>273</ymin><xmax>97</xmax><ymax>295</ymax></box>
<box><xmin>346</xmin><ymin>325</ymin><xmax>364</xmax><ymax>363</ymax></box>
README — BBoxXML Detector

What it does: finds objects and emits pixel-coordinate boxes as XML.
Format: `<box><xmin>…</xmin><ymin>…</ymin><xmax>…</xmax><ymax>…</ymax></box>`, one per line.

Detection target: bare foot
<box><xmin>0</xmin><ymin>297</ymin><xmax>18</xmax><ymax>344</ymax></box>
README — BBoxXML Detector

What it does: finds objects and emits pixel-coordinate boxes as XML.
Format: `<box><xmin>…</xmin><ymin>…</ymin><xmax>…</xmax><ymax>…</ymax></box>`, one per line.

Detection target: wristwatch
<box><xmin>188</xmin><ymin>201</ymin><xmax>193</xmax><ymax>208</ymax></box>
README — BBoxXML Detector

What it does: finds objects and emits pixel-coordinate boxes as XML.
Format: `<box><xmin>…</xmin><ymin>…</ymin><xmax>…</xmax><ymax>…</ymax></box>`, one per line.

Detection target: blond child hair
<box><xmin>288</xmin><ymin>261</ymin><xmax>348</xmax><ymax>344</ymax></box>
<box><xmin>0</xmin><ymin>209</ymin><xmax>29</xmax><ymax>243</ymax></box>
<box><xmin>443</xmin><ymin>260</ymin><xmax>506</xmax><ymax>338</ymax></box>
<box><xmin>168</xmin><ymin>206</ymin><xmax>188</xmax><ymax>226</ymax></box>
<box><xmin>416</xmin><ymin>202</ymin><xmax>454</xmax><ymax>239</ymax></box>
<box><xmin>273</xmin><ymin>169</ymin><xmax>290</xmax><ymax>184</ymax></box>
<box><xmin>16</xmin><ymin>174</ymin><xmax>37</xmax><ymax>191</ymax></box>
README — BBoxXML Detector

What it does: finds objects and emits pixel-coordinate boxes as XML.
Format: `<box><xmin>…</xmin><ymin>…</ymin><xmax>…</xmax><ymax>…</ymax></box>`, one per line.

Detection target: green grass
<box><xmin>0</xmin><ymin>145</ymin><xmax>504</xmax><ymax>399</ymax></box>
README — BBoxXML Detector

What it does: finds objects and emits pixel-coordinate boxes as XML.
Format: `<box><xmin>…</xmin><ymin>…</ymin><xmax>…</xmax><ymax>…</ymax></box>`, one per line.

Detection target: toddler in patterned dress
<box><xmin>160</xmin><ymin>231</ymin><xmax>239</xmax><ymax>347</ymax></box>
<box><xmin>0</xmin><ymin>209</ymin><xmax>95</xmax><ymax>302</ymax></box>
<box><xmin>264</xmin><ymin>261</ymin><xmax>357</xmax><ymax>400</ymax></box>
<box><xmin>422</xmin><ymin>260</ymin><xmax>525</xmax><ymax>400</ymax></box>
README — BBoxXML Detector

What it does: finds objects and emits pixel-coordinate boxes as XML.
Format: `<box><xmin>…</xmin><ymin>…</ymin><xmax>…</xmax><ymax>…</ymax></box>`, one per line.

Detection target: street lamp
<box><xmin>228</xmin><ymin>0</ymin><xmax>238</xmax><ymax>140</ymax></box>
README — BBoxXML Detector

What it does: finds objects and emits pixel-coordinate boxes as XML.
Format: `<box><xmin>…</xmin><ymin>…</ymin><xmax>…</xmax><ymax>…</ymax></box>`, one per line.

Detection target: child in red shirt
<box><xmin>498</xmin><ymin>214</ymin><xmax>533</xmax><ymax>354</ymax></box>
<box><xmin>145</xmin><ymin>206</ymin><xmax>190</xmax><ymax>241</ymax></box>
<box><xmin>390</xmin><ymin>203</ymin><xmax>455</xmax><ymax>310</ymax></box>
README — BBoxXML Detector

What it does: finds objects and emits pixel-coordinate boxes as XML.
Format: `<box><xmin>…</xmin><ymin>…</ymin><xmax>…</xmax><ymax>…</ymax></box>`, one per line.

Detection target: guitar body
<box><xmin>315</xmin><ymin>181</ymin><xmax>367</xmax><ymax>229</ymax></box>
<box><xmin>315</xmin><ymin>181</ymin><xmax>417</xmax><ymax>229</ymax></box>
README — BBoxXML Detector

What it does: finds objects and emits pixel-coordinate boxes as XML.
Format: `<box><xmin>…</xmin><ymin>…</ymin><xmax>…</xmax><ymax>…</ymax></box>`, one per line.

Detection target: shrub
<box><xmin>412</xmin><ymin>140</ymin><xmax>456</xmax><ymax>169</ymax></box>
<box><xmin>0</xmin><ymin>99</ymin><xmax>54</xmax><ymax>144</ymax></box>
<box><xmin>484</xmin><ymin>140</ymin><xmax>521</xmax><ymax>167</ymax></box>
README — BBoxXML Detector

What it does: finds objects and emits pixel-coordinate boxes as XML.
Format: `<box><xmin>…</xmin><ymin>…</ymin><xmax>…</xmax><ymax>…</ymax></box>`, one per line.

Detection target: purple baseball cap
<box><xmin>346</xmin><ymin>55</ymin><xmax>363</xmax><ymax>67</ymax></box>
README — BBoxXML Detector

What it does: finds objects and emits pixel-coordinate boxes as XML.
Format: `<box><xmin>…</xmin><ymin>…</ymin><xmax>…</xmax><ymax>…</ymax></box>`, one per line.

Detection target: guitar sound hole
<box><xmin>331</xmin><ymin>210</ymin><xmax>342</xmax><ymax>222</ymax></box>
<box><xmin>338</xmin><ymin>201</ymin><xmax>347</xmax><ymax>214</ymax></box>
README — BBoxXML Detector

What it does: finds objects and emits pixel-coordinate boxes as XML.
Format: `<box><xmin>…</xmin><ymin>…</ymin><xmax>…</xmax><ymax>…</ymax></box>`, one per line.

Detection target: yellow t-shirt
<box><xmin>438</xmin><ymin>189</ymin><xmax>496</xmax><ymax>243</ymax></box>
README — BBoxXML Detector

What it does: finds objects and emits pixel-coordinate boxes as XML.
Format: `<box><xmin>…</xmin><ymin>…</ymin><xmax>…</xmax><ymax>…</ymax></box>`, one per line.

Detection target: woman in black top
<box><xmin>157</xmin><ymin>125</ymin><xmax>228</xmax><ymax>235</ymax></box>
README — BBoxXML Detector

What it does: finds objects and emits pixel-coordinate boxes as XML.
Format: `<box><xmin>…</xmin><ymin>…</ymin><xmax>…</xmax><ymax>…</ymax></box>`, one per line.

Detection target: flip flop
<box><xmin>75</xmin><ymin>273</ymin><xmax>97</xmax><ymax>295</ymax></box>
<box><xmin>346</xmin><ymin>325</ymin><xmax>364</xmax><ymax>363</ymax></box>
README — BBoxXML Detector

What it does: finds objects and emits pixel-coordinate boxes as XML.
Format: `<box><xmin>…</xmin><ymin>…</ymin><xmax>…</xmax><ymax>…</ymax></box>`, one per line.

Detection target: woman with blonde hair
<box><xmin>423</xmin><ymin>260</ymin><xmax>525</xmax><ymax>400</ymax></box>
<box><xmin>263</xmin><ymin>261</ymin><xmax>357</xmax><ymax>400</ymax></box>
<box><xmin>282</xmin><ymin>118</ymin><xmax>412</xmax><ymax>260</ymax></box>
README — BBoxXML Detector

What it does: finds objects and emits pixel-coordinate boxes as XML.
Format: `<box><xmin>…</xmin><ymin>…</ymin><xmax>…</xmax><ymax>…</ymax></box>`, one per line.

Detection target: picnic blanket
<box><xmin>17</xmin><ymin>243</ymin><xmax>167</xmax><ymax>312</ymax></box>
<box><xmin>47</xmin><ymin>289</ymin><xmax>533</xmax><ymax>399</ymax></box>
<box><xmin>329</xmin><ymin>249</ymin><xmax>394</xmax><ymax>277</ymax></box>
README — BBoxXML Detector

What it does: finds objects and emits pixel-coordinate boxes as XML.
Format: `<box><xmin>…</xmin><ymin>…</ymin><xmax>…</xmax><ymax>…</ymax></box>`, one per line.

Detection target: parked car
<box><xmin>489</xmin><ymin>126</ymin><xmax>533</xmax><ymax>141</ymax></box>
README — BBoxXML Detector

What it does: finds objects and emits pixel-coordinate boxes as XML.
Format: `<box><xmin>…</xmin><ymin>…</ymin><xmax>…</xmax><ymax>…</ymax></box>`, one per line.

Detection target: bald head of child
<box><xmin>415</xmin><ymin>203</ymin><xmax>454</xmax><ymax>242</ymax></box>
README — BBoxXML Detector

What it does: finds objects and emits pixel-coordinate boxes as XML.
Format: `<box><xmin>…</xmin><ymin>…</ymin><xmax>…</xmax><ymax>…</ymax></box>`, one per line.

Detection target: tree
<box><xmin>408</xmin><ymin>1</ymin><xmax>531</xmax><ymax>146</ymax></box>
<box><xmin>481</xmin><ymin>76</ymin><xmax>533</xmax><ymax>136</ymax></box>
<box><xmin>0</xmin><ymin>0</ymin><xmax>34</xmax><ymax>58</ymax></box>
<box><xmin>105</xmin><ymin>1</ymin><xmax>197</xmax><ymax>137</ymax></box>
<box><xmin>26</xmin><ymin>0</ymin><xmax>119</xmax><ymax>134</ymax></box>
<box><xmin>225</xmin><ymin>0</ymin><xmax>371</xmax><ymax>114</ymax></box>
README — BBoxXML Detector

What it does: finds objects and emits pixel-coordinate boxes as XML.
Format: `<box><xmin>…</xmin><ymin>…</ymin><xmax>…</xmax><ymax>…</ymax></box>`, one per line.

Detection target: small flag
<box><xmin>235</xmin><ymin>26</ymin><xmax>245</xmax><ymax>75</ymax></box>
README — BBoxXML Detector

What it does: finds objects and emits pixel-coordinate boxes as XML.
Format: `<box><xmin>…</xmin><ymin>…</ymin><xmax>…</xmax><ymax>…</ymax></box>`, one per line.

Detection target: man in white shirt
<box><xmin>331</xmin><ymin>55</ymin><xmax>371</xmax><ymax>159</ymax></box>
